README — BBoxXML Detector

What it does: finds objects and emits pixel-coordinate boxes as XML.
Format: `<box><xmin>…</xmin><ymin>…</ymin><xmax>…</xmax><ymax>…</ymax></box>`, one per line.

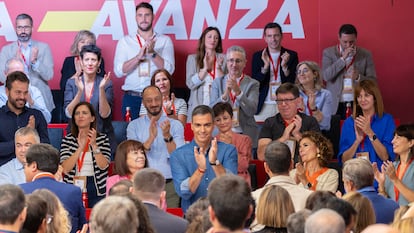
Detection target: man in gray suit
<box><xmin>322</xmin><ymin>24</ymin><xmax>376</xmax><ymax>119</ymax></box>
<box><xmin>210</xmin><ymin>45</ymin><xmax>259</xmax><ymax>149</ymax></box>
<box><xmin>0</xmin><ymin>13</ymin><xmax>55</xmax><ymax>112</ymax></box>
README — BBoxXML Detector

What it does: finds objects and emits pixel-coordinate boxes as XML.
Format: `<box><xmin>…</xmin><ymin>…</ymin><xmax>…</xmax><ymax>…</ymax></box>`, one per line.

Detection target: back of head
<box><xmin>133</xmin><ymin>168</ymin><xmax>165</xmax><ymax>201</ymax></box>
<box><xmin>391</xmin><ymin>217</ymin><xmax>414</xmax><ymax>233</ymax></box>
<box><xmin>208</xmin><ymin>174</ymin><xmax>252</xmax><ymax>231</ymax></box>
<box><xmin>325</xmin><ymin>198</ymin><xmax>357</xmax><ymax>231</ymax></box>
<box><xmin>26</xmin><ymin>143</ymin><xmax>59</xmax><ymax>174</ymax></box>
<box><xmin>90</xmin><ymin>196</ymin><xmax>138</xmax><ymax>233</ymax></box>
<box><xmin>287</xmin><ymin>209</ymin><xmax>312</xmax><ymax>233</ymax></box>
<box><xmin>305</xmin><ymin>208</ymin><xmax>345</xmax><ymax>233</ymax></box>
<box><xmin>343</xmin><ymin>191</ymin><xmax>375</xmax><ymax>233</ymax></box>
<box><xmin>343</xmin><ymin>158</ymin><xmax>374</xmax><ymax>190</ymax></box>
<box><xmin>186</xmin><ymin>197</ymin><xmax>210</xmax><ymax>223</ymax></box>
<box><xmin>0</xmin><ymin>184</ymin><xmax>26</xmax><ymax>225</ymax></box>
<box><xmin>361</xmin><ymin>224</ymin><xmax>399</xmax><ymax>233</ymax></box>
<box><xmin>108</xmin><ymin>179</ymin><xmax>133</xmax><ymax>196</ymax></box>
<box><xmin>264</xmin><ymin>141</ymin><xmax>292</xmax><ymax>175</ymax></box>
<box><xmin>305</xmin><ymin>190</ymin><xmax>336</xmax><ymax>211</ymax></box>
<box><xmin>5</xmin><ymin>58</ymin><xmax>25</xmax><ymax>75</ymax></box>
<box><xmin>21</xmin><ymin>194</ymin><xmax>48</xmax><ymax>233</ymax></box>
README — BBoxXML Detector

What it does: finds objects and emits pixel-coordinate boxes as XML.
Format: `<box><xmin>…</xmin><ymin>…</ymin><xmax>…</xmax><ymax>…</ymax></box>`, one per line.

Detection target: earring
<box><xmin>97</xmin><ymin>68</ymin><xmax>101</xmax><ymax>74</ymax></box>
<box><xmin>317</xmin><ymin>153</ymin><xmax>321</xmax><ymax>158</ymax></box>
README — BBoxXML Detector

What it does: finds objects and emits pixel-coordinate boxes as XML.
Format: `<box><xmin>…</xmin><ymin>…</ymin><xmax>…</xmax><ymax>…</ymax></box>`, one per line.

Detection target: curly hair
<box><xmin>300</xmin><ymin>131</ymin><xmax>334</xmax><ymax>167</ymax></box>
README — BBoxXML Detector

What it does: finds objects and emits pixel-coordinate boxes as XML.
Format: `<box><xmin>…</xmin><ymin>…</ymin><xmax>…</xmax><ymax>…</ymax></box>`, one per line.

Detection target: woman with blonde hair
<box><xmin>342</xmin><ymin>191</ymin><xmax>375</xmax><ymax>233</ymax></box>
<box><xmin>253</xmin><ymin>185</ymin><xmax>295</xmax><ymax>233</ymax></box>
<box><xmin>33</xmin><ymin>189</ymin><xmax>71</xmax><ymax>233</ymax></box>
<box><xmin>392</xmin><ymin>217</ymin><xmax>414</xmax><ymax>233</ymax></box>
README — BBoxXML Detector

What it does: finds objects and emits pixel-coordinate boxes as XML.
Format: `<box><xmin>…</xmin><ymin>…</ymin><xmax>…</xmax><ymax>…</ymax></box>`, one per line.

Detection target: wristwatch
<box><xmin>369</xmin><ymin>134</ymin><xmax>377</xmax><ymax>142</ymax></box>
<box><xmin>164</xmin><ymin>136</ymin><xmax>174</xmax><ymax>143</ymax></box>
<box><xmin>93</xmin><ymin>148</ymin><xmax>101</xmax><ymax>154</ymax></box>
<box><xmin>151</xmin><ymin>52</ymin><xmax>157</xmax><ymax>58</ymax></box>
<box><xmin>209</xmin><ymin>159</ymin><xmax>220</xmax><ymax>166</ymax></box>
<box><xmin>306</xmin><ymin>182</ymin><xmax>312</xmax><ymax>189</ymax></box>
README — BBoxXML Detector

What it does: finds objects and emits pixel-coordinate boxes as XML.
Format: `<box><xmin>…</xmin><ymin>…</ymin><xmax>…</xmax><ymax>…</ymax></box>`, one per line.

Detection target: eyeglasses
<box><xmin>16</xmin><ymin>26</ymin><xmax>32</xmax><ymax>31</ymax></box>
<box><xmin>227</xmin><ymin>59</ymin><xmax>244</xmax><ymax>64</ymax></box>
<box><xmin>275</xmin><ymin>98</ymin><xmax>297</xmax><ymax>105</ymax></box>
<box><xmin>296</xmin><ymin>68</ymin><xmax>309</xmax><ymax>75</ymax></box>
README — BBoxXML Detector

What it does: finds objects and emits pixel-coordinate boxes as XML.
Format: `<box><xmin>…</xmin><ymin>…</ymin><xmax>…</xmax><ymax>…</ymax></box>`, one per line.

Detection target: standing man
<box><xmin>127</xmin><ymin>85</ymin><xmax>184</xmax><ymax>207</ymax></box>
<box><xmin>0</xmin><ymin>127</ymin><xmax>40</xmax><ymax>185</ymax></box>
<box><xmin>0</xmin><ymin>71</ymin><xmax>49</xmax><ymax>166</ymax></box>
<box><xmin>322</xmin><ymin>24</ymin><xmax>376</xmax><ymax>118</ymax></box>
<box><xmin>114</xmin><ymin>2</ymin><xmax>175</xmax><ymax>120</ymax></box>
<box><xmin>170</xmin><ymin>105</ymin><xmax>238</xmax><ymax>212</ymax></box>
<box><xmin>252</xmin><ymin>22</ymin><xmax>298</xmax><ymax>122</ymax></box>
<box><xmin>0</xmin><ymin>13</ymin><xmax>55</xmax><ymax>112</ymax></box>
<box><xmin>210</xmin><ymin>45</ymin><xmax>259</xmax><ymax>150</ymax></box>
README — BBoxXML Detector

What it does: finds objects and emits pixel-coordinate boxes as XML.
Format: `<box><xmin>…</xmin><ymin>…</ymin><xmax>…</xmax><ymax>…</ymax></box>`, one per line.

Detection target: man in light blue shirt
<box><xmin>0</xmin><ymin>127</ymin><xmax>40</xmax><ymax>185</ymax></box>
<box><xmin>127</xmin><ymin>85</ymin><xmax>184</xmax><ymax>207</ymax></box>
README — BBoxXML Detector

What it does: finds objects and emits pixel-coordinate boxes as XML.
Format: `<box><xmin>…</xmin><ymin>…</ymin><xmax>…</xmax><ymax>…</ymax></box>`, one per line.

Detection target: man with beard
<box><xmin>0</xmin><ymin>13</ymin><xmax>55</xmax><ymax>112</ymax></box>
<box><xmin>114</xmin><ymin>2</ymin><xmax>175</xmax><ymax>120</ymax></box>
<box><xmin>0</xmin><ymin>71</ymin><xmax>49</xmax><ymax>166</ymax></box>
<box><xmin>127</xmin><ymin>85</ymin><xmax>184</xmax><ymax>207</ymax></box>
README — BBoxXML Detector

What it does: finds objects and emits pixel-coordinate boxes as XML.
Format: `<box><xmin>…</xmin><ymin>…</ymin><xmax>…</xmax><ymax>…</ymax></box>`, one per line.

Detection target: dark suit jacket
<box><xmin>251</xmin><ymin>47</ymin><xmax>298</xmax><ymax>114</ymax></box>
<box><xmin>210</xmin><ymin>74</ymin><xmax>260</xmax><ymax>147</ymax></box>
<box><xmin>144</xmin><ymin>203</ymin><xmax>188</xmax><ymax>233</ymax></box>
<box><xmin>20</xmin><ymin>176</ymin><xmax>86</xmax><ymax>233</ymax></box>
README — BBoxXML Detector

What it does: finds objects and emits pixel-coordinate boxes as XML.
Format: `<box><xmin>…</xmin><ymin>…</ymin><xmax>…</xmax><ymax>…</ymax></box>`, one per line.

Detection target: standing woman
<box><xmin>139</xmin><ymin>69</ymin><xmax>187</xmax><ymax>125</ymax></box>
<box><xmin>291</xmin><ymin>131</ymin><xmax>338</xmax><ymax>192</ymax></box>
<box><xmin>339</xmin><ymin>79</ymin><xmax>395</xmax><ymax>167</ymax></box>
<box><xmin>186</xmin><ymin>27</ymin><xmax>226</xmax><ymax>121</ymax></box>
<box><xmin>64</xmin><ymin>44</ymin><xmax>116</xmax><ymax>157</ymax></box>
<box><xmin>60</xmin><ymin>30</ymin><xmax>105</xmax><ymax>91</ymax></box>
<box><xmin>60</xmin><ymin>102</ymin><xmax>111</xmax><ymax>207</ymax></box>
<box><xmin>375</xmin><ymin>124</ymin><xmax>414</xmax><ymax>206</ymax></box>
<box><xmin>296</xmin><ymin>61</ymin><xmax>333</xmax><ymax>131</ymax></box>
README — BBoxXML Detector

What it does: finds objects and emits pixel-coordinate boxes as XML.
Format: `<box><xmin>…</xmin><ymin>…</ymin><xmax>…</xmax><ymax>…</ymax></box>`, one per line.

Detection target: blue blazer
<box><xmin>20</xmin><ymin>176</ymin><xmax>86</xmax><ymax>233</ymax></box>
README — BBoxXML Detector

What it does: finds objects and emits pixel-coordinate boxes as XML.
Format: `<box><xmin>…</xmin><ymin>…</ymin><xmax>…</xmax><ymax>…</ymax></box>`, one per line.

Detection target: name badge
<box><xmin>343</xmin><ymin>77</ymin><xmax>353</xmax><ymax>93</ymax></box>
<box><xmin>270</xmin><ymin>81</ymin><xmax>281</xmax><ymax>100</ymax></box>
<box><xmin>232</xmin><ymin>107</ymin><xmax>240</xmax><ymax>128</ymax></box>
<box><xmin>138</xmin><ymin>60</ymin><xmax>150</xmax><ymax>77</ymax></box>
<box><xmin>356</xmin><ymin>152</ymin><xmax>369</xmax><ymax>160</ymax></box>
<box><xmin>73</xmin><ymin>176</ymin><xmax>87</xmax><ymax>190</ymax></box>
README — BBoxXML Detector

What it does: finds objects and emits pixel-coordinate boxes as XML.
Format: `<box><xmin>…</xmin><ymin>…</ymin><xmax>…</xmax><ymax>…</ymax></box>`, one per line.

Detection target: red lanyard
<box><xmin>83</xmin><ymin>80</ymin><xmax>94</xmax><ymax>103</ymax></box>
<box><xmin>306</xmin><ymin>167</ymin><xmax>329</xmax><ymax>191</ymax></box>
<box><xmin>207</xmin><ymin>57</ymin><xmax>216</xmax><ymax>79</ymax></box>
<box><xmin>136</xmin><ymin>35</ymin><xmax>143</xmax><ymax>48</ymax></box>
<box><xmin>18</xmin><ymin>41</ymin><xmax>29</xmax><ymax>66</ymax></box>
<box><xmin>268</xmin><ymin>52</ymin><xmax>281</xmax><ymax>81</ymax></box>
<box><xmin>338</xmin><ymin>45</ymin><xmax>356</xmax><ymax>71</ymax></box>
<box><xmin>77</xmin><ymin>138</ymin><xmax>90</xmax><ymax>172</ymax></box>
<box><xmin>228</xmin><ymin>74</ymin><xmax>244</xmax><ymax>104</ymax></box>
<box><xmin>394</xmin><ymin>158</ymin><xmax>414</xmax><ymax>201</ymax></box>
<box><xmin>307</xmin><ymin>99</ymin><xmax>313</xmax><ymax>116</ymax></box>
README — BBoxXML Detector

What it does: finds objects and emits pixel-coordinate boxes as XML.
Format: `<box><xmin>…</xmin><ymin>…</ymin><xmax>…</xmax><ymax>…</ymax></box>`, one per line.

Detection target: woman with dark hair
<box><xmin>291</xmin><ymin>131</ymin><xmax>338</xmax><ymax>192</ymax></box>
<box><xmin>60</xmin><ymin>30</ymin><xmax>105</xmax><ymax>90</ymax></box>
<box><xmin>106</xmin><ymin>140</ymin><xmax>149</xmax><ymax>195</ymax></box>
<box><xmin>64</xmin><ymin>44</ymin><xmax>115</xmax><ymax>157</ymax></box>
<box><xmin>339</xmin><ymin>79</ymin><xmax>395</xmax><ymax>168</ymax></box>
<box><xmin>139</xmin><ymin>69</ymin><xmax>187</xmax><ymax>125</ymax></box>
<box><xmin>60</xmin><ymin>101</ymin><xmax>111</xmax><ymax>207</ymax></box>
<box><xmin>186</xmin><ymin>27</ymin><xmax>226</xmax><ymax>121</ymax></box>
<box><xmin>375</xmin><ymin>124</ymin><xmax>414</xmax><ymax>205</ymax></box>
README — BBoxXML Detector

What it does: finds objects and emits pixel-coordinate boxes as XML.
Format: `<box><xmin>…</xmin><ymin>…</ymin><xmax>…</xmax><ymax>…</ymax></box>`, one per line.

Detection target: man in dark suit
<box><xmin>210</xmin><ymin>45</ymin><xmax>260</xmax><ymax>149</ymax></box>
<box><xmin>251</xmin><ymin>22</ymin><xmax>298</xmax><ymax>122</ymax></box>
<box><xmin>132</xmin><ymin>168</ymin><xmax>188</xmax><ymax>233</ymax></box>
<box><xmin>20</xmin><ymin>143</ymin><xmax>86</xmax><ymax>233</ymax></box>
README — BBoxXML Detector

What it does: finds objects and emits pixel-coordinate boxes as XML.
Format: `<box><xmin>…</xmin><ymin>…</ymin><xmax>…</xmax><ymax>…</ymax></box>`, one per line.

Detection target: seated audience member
<box><xmin>0</xmin><ymin>127</ymin><xmax>40</xmax><ymax>185</ymax></box>
<box><xmin>21</xmin><ymin>194</ymin><xmax>48</xmax><ymax>233</ymax></box>
<box><xmin>140</xmin><ymin>69</ymin><xmax>187</xmax><ymax>126</ymax></box>
<box><xmin>290</xmin><ymin>131</ymin><xmax>338</xmax><ymax>192</ymax></box>
<box><xmin>0</xmin><ymin>71</ymin><xmax>49</xmax><ymax>166</ymax></box>
<box><xmin>108</xmin><ymin>179</ymin><xmax>133</xmax><ymax>196</ymax></box>
<box><xmin>252</xmin><ymin>141</ymin><xmax>312</xmax><ymax>213</ymax></box>
<box><xmin>106</xmin><ymin>140</ymin><xmax>148</xmax><ymax>195</ymax></box>
<box><xmin>0</xmin><ymin>184</ymin><xmax>27</xmax><ymax>233</ymax></box>
<box><xmin>213</xmin><ymin>102</ymin><xmax>252</xmax><ymax>186</ymax></box>
<box><xmin>296</xmin><ymin>61</ymin><xmax>333</xmax><ymax>130</ymax></box>
<box><xmin>210</xmin><ymin>45</ymin><xmax>260</xmax><ymax>150</ymax></box>
<box><xmin>339</xmin><ymin>80</ymin><xmax>395</xmax><ymax>168</ymax></box>
<box><xmin>286</xmin><ymin>209</ymin><xmax>312</xmax><ymax>233</ymax></box>
<box><xmin>305</xmin><ymin>208</ymin><xmax>345</xmax><ymax>233</ymax></box>
<box><xmin>20</xmin><ymin>143</ymin><xmax>86</xmax><ymax>233</ymax></box>
<box><xmin>304</xmin><ymin>190</ymin><xmax>336</xmax><ymax>211</ymax></box>
<box><xmin>206</xmin><ymin>174</ymin><xmax>253</xmax><ymax>233</ymax></box>
<box><xmin>342</xmin><ymin>191</ymin><xmax>375</xmax><ymax>233</ymax></box>
<box><xmin>343</xmin><ymin>158</ymin><xmax>398</xmax><ymax>224</ymax></box>
<box><xmin>33</xmin><ymin>189</ymin><xmax>71</xmax><ymax>233</ymax></box>
<box><xmin>0</xmin><ymin>58</ymin><xmax>51</xmax><ymax>123</ymax></box>
<box><xmin>375</xmin><ymin>124</ymin><xmax>414</xmax><ymax>206</ymax></box>
<box><xmin>89</xmin><ymin>196</ymin><xmax>138</xmax><ymax>233</ymax></box>
<box><xmin>60</xmin><ymin>102</ymin><xmax>111</xmax><ymax>207</ymax></box>
<box><xmin>132</xmin><ymin>168</ymin><xmax>188</xmax><ymax>233</ymax></box>
<box><xmin>185</xmin><ymin>197</ymin><xmax>211</xmax><ymax>233</ymax></box>
<box><xmin>361</xmin><ymin>224</ymin><xmax>399</xmax><ymax>233</ymax></box>
<box><xmin>60</xmin><ymin>30</ymin><xmax>105</xmax><ymax>91</ymax></box>
<box><xmin>257</xmin><ymin>82</ymin><xmax>320</xmax><ymax>162</ymax></box>
<box><xmin>170</xmin><ymin>105</ymin><xmax>238</xmax><ymax>212</ymax></box>
<box><xmin>324</xmin><ymin>198</ymin><xmax>357</xmax><ymax>233</ymax></box>
<box><xmin>253</xmin><ymin>185</ymin><xmax>295</xmax><ymax>233</ymax></box>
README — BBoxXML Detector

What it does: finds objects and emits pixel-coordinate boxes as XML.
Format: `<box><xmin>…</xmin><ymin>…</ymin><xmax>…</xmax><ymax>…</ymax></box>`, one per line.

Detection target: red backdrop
<box><xmin>0</xmin><ymin>0</ymin><xmax>412</xmax><ymax>122</ymax></box>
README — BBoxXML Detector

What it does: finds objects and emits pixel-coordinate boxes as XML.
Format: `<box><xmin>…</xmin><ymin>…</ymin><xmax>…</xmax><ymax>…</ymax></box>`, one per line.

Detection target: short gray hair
<box><xmin>343</xmin><ymin>158</ymin><xmax>374</xmax><ymax>189</ymax></box>
<box><xmin>15</xmin><ymin>127</ymin><xmax>40</xmax><ymax>143</ymax></box>
<box><xmin>305</xmin><ymin>208</ymin><xmax>345</xmax><ymax>233</ymax></box>
<box><xmin>226</xmin><ymin>45</ymin><xmax>246</xmax><ymax>60</ymax></box>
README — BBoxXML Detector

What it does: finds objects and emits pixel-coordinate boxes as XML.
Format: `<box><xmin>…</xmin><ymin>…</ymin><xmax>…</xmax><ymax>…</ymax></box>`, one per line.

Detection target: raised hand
<box><xmin>26</xmin><ymin>115</ymin><xmax>35</xmax><ymax>128</ymax></box>
<box><xmin>87</xmin><ymin>128</ymin><xmax>97</xmax><ymax>146</ymax></box>
<box><xmin>30</xmin><ymin>47</ymin><xmax>39</xmax><ymax>64</ymax></box>
<box><xmin>372</xmin><ymin>162</ymin><xmax>385</xmax><ymax>185</ymax></box>
<box><xmin>218</xmin><ymin>132</ymin><xmax>232</xmax><ymax>144</ymax></box>
<box><xmin>280</xmin><ymin>51</ymin><xmax>290</xmax><ymax>68</ymax></box>
<box><xmin>291</xmin><ymin>114</ymin><xmax>303</xmax><ymax>137</ymax></box>
<box><xmin>194</xmin><ymin>146</ymin><xmax>207</xmax><ymax>170</ymax></box>
<box><xmin>208</xmin><ymin>137</ymin><xmax>218</xmax><ymax>164</ymax></box>
<box><xmin>295</xmin><ymin>162</ymin><xmax>306</xmax><ymax>183</ymax></box>
<box><xmin>99</xmin><ymin>72</ymin><xmax>111</xmax><ymax>89</ymax></box>
<box><xmin>382</xmin><ymin>160</ymin><xmax>397</xmax><ymax>181</ymax></box>
<box><xmin>77</xmin><ymin>130</ymin><xmax>89</xmax><ymax>150</ymax></box>
<box><xmin>354</xmin><ymin>115</ymin><xmax>373</xmax><ymax>135</ymax></box>
<box><xmin>75</xmin><ymin>75</ymin><xmax>84</xmax><ymax>92</ymax></box>
<box><xmin>159</xmin><ymin>119</ymin><xmax>171</xmax><ymax>138</ymax></box>
<box><xmin>149</xmin><ymin>117</ymin><xmax>158</xmax><ymax>139</ymax></box>
<box><xmin>261</xmin><ymin>48</ymin><xmax>270</xmax><ymax>67</ymax></box>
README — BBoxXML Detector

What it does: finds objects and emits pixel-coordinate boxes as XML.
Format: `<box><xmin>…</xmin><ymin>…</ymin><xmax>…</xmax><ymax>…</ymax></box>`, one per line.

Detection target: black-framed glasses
<box><xmin>275</xmin><ymin>98</ymin><xmax>297</xmax><ymax>105</ymax></box>
<box><xmin>16</xmin><ymin>26</ymin><xmax>32</xmax><ymax>31</ymax></box>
